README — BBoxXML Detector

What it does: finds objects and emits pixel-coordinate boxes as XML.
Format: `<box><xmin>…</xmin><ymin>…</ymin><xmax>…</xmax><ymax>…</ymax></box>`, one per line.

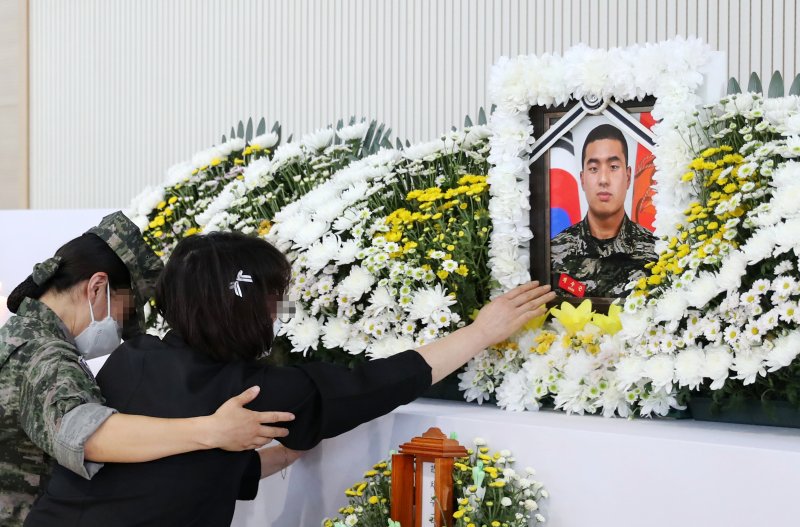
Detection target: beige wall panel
<box><xmin>0</xmin><ymin>0</ymin><xmax>27</xmax><ymax>209</ymax></box>
<box><xmin>27</xmin><ymin>0</ymin><xmax>800</xmax><ymax>209</ymax></box>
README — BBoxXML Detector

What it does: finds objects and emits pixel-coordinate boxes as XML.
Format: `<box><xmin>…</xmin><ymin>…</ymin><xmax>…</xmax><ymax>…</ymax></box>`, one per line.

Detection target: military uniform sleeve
<box><xmin>18</xmin><ymin>341</ymin><xmax>117</xmax><ymax>479</ymax></box>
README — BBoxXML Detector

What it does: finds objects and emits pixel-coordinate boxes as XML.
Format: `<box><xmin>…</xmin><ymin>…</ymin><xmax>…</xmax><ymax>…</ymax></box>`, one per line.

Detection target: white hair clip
<box><xmin>229</xmin><ymin>270</ymin><xmax>253</xmax><ymax>297</ymax></box>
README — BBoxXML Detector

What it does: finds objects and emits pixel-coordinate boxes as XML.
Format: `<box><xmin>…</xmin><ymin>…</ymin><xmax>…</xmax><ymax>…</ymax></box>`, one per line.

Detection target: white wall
<box><xmin>29</xmin><ymin>0</ymin><xmax>800</xmax><ymax>209</ymax></box>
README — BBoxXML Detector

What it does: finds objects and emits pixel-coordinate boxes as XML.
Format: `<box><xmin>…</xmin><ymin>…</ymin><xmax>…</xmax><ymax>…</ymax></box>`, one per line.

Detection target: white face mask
<box><xmin>74</xmin><ymin>283</ymin><xmax>122</xmax><ymax>360</ymax></box>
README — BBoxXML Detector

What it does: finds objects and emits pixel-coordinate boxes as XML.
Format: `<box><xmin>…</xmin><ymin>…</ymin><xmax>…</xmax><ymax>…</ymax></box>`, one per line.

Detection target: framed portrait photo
<box><xmin>529</xmin><ymin>95</ymin><xmax>659</xmax><ymax>311</ymax></box>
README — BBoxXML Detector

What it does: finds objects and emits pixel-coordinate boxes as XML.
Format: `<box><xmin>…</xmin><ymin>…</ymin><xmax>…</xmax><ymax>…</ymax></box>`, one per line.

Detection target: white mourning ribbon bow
<box><xmin>229</xmin><ymin>270</ymin><xmax>253</xmax><ymax>297</ymax></box>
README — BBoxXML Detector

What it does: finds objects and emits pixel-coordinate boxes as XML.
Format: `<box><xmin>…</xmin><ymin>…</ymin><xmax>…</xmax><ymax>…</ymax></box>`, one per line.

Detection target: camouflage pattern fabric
<box><xmin>550</xmin><ymin>214</ymin><xmax>657</xmax><ymax>297</ymax></box>
<box><xmin>0</xmin><ymin>298</ymin><xmax>104</xmax><ymax>526</ymax></box>
<box><xmin>87</xmin><ymin>211</ymin><xmax>164</xmax><ymax>339</ymax></box>
<box><xmin>31</xmin><ymin>256</ymin><xmax>63</xmax><ymax>286</ymax></box>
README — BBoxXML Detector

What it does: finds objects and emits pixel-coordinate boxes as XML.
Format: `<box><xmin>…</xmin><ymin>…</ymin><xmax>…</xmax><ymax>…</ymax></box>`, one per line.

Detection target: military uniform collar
<box><xmin>16</xmin><ymin>297</ymin><xmax>76</xmax><ymax>346</ymax></box>
<box><xmin>579</xmin><ymin>213</ymin><xmax>638</xmax><ymax>256</ymax></box>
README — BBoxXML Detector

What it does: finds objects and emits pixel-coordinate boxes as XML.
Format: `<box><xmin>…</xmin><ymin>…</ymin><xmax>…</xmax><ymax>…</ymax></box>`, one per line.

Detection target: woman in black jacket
<box><xmin>26</xmin><ymin>231</ymin><xmax>554</xmax><ymax>527</ymax></box>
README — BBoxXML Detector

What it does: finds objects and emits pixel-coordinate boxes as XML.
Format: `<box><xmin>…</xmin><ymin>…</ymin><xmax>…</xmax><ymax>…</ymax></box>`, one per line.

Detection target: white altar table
<box><xmin>233</xmin><ymin>398</ymin><xmax>800</xmax><ymax>527</ymax></box>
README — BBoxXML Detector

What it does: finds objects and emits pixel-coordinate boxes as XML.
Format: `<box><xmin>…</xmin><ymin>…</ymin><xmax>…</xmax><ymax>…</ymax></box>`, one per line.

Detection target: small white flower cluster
<box><xmin>453</xmin><ymin>438</ymin><xmax>548</xmax><ymax>526</ymax></box>
<box><xmin>269</xmin><ymin>127</ymin><xmax>491</xmax><ymax>360</ymax></box>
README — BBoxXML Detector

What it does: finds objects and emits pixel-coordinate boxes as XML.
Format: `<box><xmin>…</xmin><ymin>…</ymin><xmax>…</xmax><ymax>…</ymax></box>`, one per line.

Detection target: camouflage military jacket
<box><xmin>550</xmin><ymin>214</ymin><xmax>657</xmax><ymax>297</ymax></box>
<box><xmin>0</xmin><ymin>298</ymin><xmax>108</xmax><ymax>526</ymax></box>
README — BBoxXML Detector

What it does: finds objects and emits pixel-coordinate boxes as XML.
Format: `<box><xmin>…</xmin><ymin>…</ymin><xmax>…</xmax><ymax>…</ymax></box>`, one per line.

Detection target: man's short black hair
<box><xmin>581</xmin><ymin>124</ymin><xmax>629</xmax><ymax>168</ymax></box>
<box><xmin>156</xmin><ymin>231</ymin><xmax>292</xmax><ymax>362</ymax></box>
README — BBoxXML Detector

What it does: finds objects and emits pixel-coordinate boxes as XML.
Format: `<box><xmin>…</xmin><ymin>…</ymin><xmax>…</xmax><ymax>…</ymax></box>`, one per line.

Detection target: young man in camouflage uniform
<box><xmin>0</xmin><ymin>212</ymin><xmax>292</xmax><ymax>525</ymax></box>
<box><xmin>550</xmin><ymin>124</ymin><xmax>657</xmax><ymax>297</ymax></box>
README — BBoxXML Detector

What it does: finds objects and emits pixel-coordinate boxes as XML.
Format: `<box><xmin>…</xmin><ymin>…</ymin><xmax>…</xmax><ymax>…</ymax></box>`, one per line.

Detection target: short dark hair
<box><xmin>155</xmin><ymin>232</ymin><xmax>292</xmax><ymax>362</ymax></box>
<box><xmin>581</xmin><ymin>124</ymin><xmax>628</xmax><ymax>168</ymax></box>
<box><xmin>8</xmin><ymin>233</ymin><xmax>131</xmax><ymax>313</ymax></box>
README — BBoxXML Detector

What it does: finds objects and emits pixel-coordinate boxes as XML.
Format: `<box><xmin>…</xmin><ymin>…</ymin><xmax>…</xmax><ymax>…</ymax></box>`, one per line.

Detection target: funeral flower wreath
<box><xmin>130</xmin><ymin>37</ymin><xmax>800</xmax><ymax>419</ymax></box>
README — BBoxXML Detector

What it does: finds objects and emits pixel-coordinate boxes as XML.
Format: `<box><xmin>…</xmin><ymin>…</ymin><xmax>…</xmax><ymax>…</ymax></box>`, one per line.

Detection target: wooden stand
<box><xmin>390</xmin><ymin>427</ymin><xmax>468</xmax><ymax>527</ymax></box>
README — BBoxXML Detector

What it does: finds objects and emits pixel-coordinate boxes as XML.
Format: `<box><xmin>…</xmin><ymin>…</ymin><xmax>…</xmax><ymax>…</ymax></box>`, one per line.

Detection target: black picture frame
<box><xmin>528</xmin><ymin>95</ymin><xmax>657</xmax><ymax>314</ymax></box>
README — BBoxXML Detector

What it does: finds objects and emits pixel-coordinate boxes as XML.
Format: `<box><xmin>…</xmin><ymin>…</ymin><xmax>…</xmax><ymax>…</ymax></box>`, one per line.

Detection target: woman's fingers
<box><xmin>502</xmin><ymin>280</ymin><xmax>540</xmax><ymax>302</ymax></box>
<box><xmin>257</xmin><ymin>411</ymin><xmax>295</xmax><ymax>426</ymax></box>
<box><xmin>514</xmin><ymin>285</ymin><xmax>556</xmax><ymax>310</ymax></box>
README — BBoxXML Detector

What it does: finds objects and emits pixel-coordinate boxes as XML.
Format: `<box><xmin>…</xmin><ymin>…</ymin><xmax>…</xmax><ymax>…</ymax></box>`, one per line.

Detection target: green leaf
<box><xmin>230</xmin><ymin>126</ymin><xmax>236</xmax><ymax>140</ymax></box>
<box><xmin>727</xmin><ymin>77</ymin><xmax>742</xmax><ymax>95</ymax></box>
<box><xmin>237</xmin><ymin>121</ymin><xmax>245</xmax><ymax>139</ymax></box>
<box><xmin>789</xmin><ymin>74</ymin><xmax>800</xmax><ymax>96</ymax></box>
<box><xmin>464</xmin><ymin>115</ymin><xmax>473</xmax><ymax>128</ymax></box>
<box><xmin>478</xmin><ymin>107</ymin><xmax>487</xmax><ymax>125</ymax></box>
<box><xmin>362</xmin><ymin>121</ymin><xmax>377</xmax><ymax>154</ymax></box>
<box><xmin>256</xmin><ymin>117</ymin><xmax>266</xmax><ymax>136</ymax></box>
<box><xmin>370</xmin><ymin>123</ymin><xmax>386</xmax><ymax>154</ymax></box>
<box><xmin>379</xmin><ymin>128</ymin><xmax>393</xmax><ymax>149</ymax></box>
<box><xmin>747</xmin><ymin>72</ymin><xmax>763</xmax><ymax>94</ymax></box>
<box><xmin>245</xmin><ymin>118</ymin><xmax>254</xmax><ymax>142</ymax></box>
<box><xmin>220</xmin><ymin>134</ymin><xmax>227</xmax><ymax>143</ymax></box>
<box><xmin>395</xmin><ymin>138</ymin><xmax>404</xmax><ymax>150</ymax></box>
<box><xmin>767</xmin><ymin>71</ymin><xmax>784</xmax><ymax>98</ymax></box>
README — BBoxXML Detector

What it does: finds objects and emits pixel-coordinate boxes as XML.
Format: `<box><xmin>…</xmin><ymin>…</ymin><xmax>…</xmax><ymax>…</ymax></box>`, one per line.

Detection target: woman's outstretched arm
<box><xmin>416</xmin><ymin>281</ymin><xmax>554</xmax><ymax>383</ymax></box>
<box><xmin>81</xmin><ymin>386</ymin><xmax>295</xmax><ymax>463</ymax></box>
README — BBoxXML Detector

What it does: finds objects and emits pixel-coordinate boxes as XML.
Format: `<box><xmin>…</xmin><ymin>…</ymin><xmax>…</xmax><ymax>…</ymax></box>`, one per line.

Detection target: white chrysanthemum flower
<box><xmin>495</xmin><ymin>369</ymin><xmax>537</xmax><ymax>412</ymax></box>
<box><xmin>272</xmin><ymin>142</ymin><xmax>304</xmax><ymax>166</ymax></box>
<box><xmin>733</xmin><ymin>351</ymin><xmax>767</xmax><ymax>385</ymax></box>
<box><xmin>367</xmin><ymin>287</ymin><xmax>397</xmax><ymax>315</ymax></box>
<box><xmin>288</xmin><ymin>316</ymin><xmax>321</xmax><ymax>354</ymax></box>
<box><xmin>300</xmin><ymin>127</ymin><xmax>335</xmax><ymax>151</ymax></box>
<box><xmin>242</xmin><ymin>157</ymin><xmax>272</xmax><ymax>189</ymax></box>
<box><xmin>404</xmin><ymin>139</ymin><xmax>445</xmax><ymax>161</ymax></box>
<box><xmin>191</xmin><ymin>146</ymin><xmax>224</xmax><ymax>168</ymax></box>
<box><xmin>717</xmin><ymin>251</ymin><xmax>748</xmax><ymax>291</ymax></box>
<box><xmin>777</xmin><ymin>301</ymin><xmax>800</xmax><ymax>323</ymax></box>
<box><xmin>674</xmin><ymin>347</ymin><xmax>705</xmax><ymax>389</ymax></box>
<box><xmin>642</xmin><ymin>355</ymin><xmax>675</xmax><ymax>391</ymax></box>
<box><xmin>337</xmin><ymin>266</ymin><xmax>376</xmax><ymax>303</ymax></box>
<box><xmin>614</xmin><ymin>356</ymin><xmax>645</xmax><ymax>390</ymax></box>
<box><xmin>333</xmin><ymin>239</ymin><xmax>361</xmax><ymax>266</ymax></box>
<box><xmin>250</xmin><ymin>131</ymin><xmax>280</xmax><ymax>149</ymax></box>
<box><xmin>218</xmin><ymin>137</ymin><xmax>246</xmax><ymax>156</ymax></box>
<box><xmin>766</xmin><ymin>332</ymin><xmax>800</xmax><ymax>371</ymax></box>
<box><xmin>367</xmin><ymin>335</ymin><xmax>415</xmax><ymax>360</ymax></box>
<box><xmin>704</xmin><ymin>345</ymin><xmax>733</xmax><ymax>389</ymax></box>
<box><xmin>653</xmin><ymin>289</ymin><xmax>689</xmax><ymax>323</ymax></box>
<box><xmin>305</xmin><ymin>234</ymin><xmax>341</xmax><ymax>273</ymax></box>
<box><xmin>337</xmin><ymin>121</ymin><xmax>370</xmax><ymax>142</ymax></box>
<box><xmin>441</xmin><ymin>259</ymin><xmax>458</xmax><ymax>272</ymax></box>
<box><xmin>321</xmin><ymin>318</ymin><xmax>352</xmax><ymax>349</ymax></box>
<box><xmin>686</xmin><ymin>272</ymin><xmax>721</xmax><ymax>308</ymax></box>
<box><xmin>407</xmin><ymin>284</ymin><xmax>456</xmax><ymax>322</ymax></box>
<box><xmin>332</xmin><ymin>208</ymin><xmax>364</xmax><ymax>232</ymax></box>
<box><xmin>431</xmin><ymin>309</ymin><xmax>452</xmax><ymax>329</ymax></box>
<box><xmin>291</xmin><ymin>219</ymin><xmax>329</xmax><ymax>248</ymax></box>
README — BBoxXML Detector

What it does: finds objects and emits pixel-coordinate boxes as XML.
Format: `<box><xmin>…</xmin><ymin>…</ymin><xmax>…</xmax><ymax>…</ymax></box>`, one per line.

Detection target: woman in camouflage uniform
<box><xmin>0</xmin><ymin>212</ymin><xmax>293</xmax><ymax>526</ymax></box>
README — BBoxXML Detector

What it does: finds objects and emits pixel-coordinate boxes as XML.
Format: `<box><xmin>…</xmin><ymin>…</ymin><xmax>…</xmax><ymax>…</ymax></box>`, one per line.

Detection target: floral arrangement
<box><xmin>459</xmin><ymin>37</ymin><xmax>717</xmax><ymax>416</ymax></box>
<box><xmin>270</xmin><ymin>126</ymin><xmax>494</xmax><ymax>364</ymax></box>
<box><xmin>616</xmin><ymin>93</ymin><xmax>800</xmax><ymax>408</ymax></box>
<box><xmin>463</xmin><ymin>36</ymin><xmax>800</xmax><ymax>417</ymax></box>
<box><xmin>130</xmin><ymin>37</ymin><xmax>800</xmax><ymax>419</ymax></box>
<box><xmin>323</xmin><ymin>437</ymin><xmax>547</xmax><ymax>527</ymax></box>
